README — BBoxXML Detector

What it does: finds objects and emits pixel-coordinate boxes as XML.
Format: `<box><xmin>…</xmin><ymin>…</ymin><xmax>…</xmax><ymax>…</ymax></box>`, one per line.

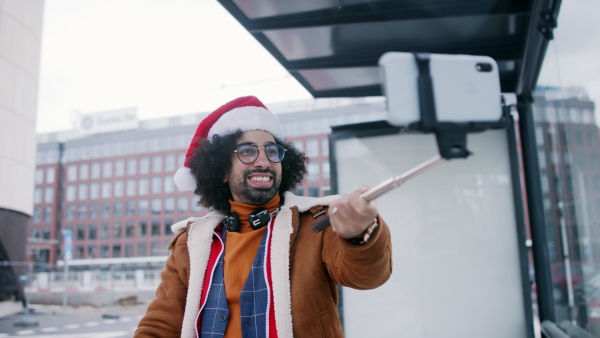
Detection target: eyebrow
<box><xmin>236</xmin><ymin>141</ymin><xmax>277</xmax><ymax>147</ymax></box>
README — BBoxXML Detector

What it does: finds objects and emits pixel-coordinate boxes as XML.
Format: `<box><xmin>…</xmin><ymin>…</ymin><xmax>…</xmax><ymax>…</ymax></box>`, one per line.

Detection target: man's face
<box><xmin>224</xmin><ymin>130</ymin><xmax>283</xmax><ymax>205</ymax></box>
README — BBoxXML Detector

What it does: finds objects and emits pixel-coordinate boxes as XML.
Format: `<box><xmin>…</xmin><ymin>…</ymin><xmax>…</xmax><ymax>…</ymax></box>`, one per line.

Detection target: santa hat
<box><xmin>174</xmin><ymin>96</ymin><xmax>283</xmax><ymax>191</ymax></box>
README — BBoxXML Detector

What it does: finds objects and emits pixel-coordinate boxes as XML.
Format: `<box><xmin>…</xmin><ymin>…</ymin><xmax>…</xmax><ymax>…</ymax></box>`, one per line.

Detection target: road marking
<box><xmin>64</xmin><ymin>323</ymin><xmax>80</xmax><ymax>329</ymax></box>
<box><xmin>119</xmin><ymin>317</ymin><xmax>132</xmax><ymax>322</ymax></box>
<box><xmin>16</xmin><ymin>330</ymin><xmax>36</xmax><ymax>335</ymax></box>
<box><xmin>103</xmin><ymin>319</ymin><xmax>117</xmax><ymax>324</ymax></box>
<box><xmin>84</xmin><ymin>321</ymin><xmax>99</xmax><ymax>327</ymax></box>
<box><xmin>41</xmin><ymin>327</ymin><xmax>59</xmax><ymax>332</ymax></box>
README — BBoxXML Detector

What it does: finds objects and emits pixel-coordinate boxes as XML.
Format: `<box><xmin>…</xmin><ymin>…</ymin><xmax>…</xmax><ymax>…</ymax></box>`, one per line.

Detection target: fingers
<box><xmin>329</xmin><ymin>186</ymin><xmax>378</xmax><ymax>239</ymax></box>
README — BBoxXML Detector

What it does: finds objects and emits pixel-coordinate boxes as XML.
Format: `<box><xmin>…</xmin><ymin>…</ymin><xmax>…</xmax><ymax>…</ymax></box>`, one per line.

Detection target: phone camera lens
<box><xmin>476</xmin><ymin>63</ymin><xmax>493</xmax><ymax>72</ymax></box>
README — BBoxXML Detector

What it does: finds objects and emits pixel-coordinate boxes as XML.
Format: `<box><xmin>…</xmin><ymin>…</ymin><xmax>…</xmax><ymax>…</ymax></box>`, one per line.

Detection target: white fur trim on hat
<box><xmin>174</xmin><ymin>167</ymin><xmax>196</xmax><ymax>191</ymax></box>
<box><xmin>208</xmin><ymin>106</ymin><xmax>283</xmax><ymax>140</ymax></box>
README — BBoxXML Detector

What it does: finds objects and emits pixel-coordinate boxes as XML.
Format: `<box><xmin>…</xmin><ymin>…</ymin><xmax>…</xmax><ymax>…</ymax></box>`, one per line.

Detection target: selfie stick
<box><xmin>312</xmin><ymin>154</ymin><xmax>445</xmax><ymax>232</ymax></box>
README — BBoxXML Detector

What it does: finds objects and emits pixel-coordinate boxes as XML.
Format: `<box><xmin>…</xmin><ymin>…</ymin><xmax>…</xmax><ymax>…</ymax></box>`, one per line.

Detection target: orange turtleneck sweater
<box><xmin>223</xmin><ymin>193</ymin><xmax>280</xmax><ymax>337</ymax></box>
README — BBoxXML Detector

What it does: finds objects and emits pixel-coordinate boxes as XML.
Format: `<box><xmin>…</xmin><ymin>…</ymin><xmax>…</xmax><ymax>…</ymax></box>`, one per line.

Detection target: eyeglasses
<box><xmin>233</xmin><ymin>143</ymin><xmax>286</xmax><ymax>164</ymax></box>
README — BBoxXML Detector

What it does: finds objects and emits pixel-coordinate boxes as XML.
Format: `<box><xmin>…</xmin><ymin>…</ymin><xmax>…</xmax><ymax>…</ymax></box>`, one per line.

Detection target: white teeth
<box><xmin>250</xmin><ymin>176</ymin><xmax>270</xmax><ymax>182</ymax></box>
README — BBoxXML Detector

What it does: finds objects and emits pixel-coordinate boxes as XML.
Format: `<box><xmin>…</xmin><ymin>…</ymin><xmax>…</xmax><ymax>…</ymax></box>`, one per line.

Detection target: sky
<box><xmin>36</xmin><ymin>0</ymin><xmax>600</xmax><ymax>134</ymax></box>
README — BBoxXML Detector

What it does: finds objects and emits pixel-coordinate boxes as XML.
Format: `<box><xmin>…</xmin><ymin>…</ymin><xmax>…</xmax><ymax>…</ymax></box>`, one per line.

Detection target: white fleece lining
<box><xmin>180</xmin><ymin>212</ymin><xmax>225</xmax><ymax>338</ymax></box>
<box><xmin>178</xmin><ymin>194</ymin><xmax>340</xmax><ymax>338</ymax></box>
<box><xmin>208</xmin><ymin>106</ymin><xmax>284</xmax><ymax>140</ymax></box>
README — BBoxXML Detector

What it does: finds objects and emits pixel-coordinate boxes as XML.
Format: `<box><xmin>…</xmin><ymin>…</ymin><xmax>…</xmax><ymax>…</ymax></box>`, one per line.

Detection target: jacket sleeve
<box><xmin>321</xmin><ymin>214</ymin><xmax>393</xmax><ymax>290</ymax></box>
<box><xmin>134</xmin><ymin>231</ymin><xmax>190</xmax><ymax>337</ymax></box>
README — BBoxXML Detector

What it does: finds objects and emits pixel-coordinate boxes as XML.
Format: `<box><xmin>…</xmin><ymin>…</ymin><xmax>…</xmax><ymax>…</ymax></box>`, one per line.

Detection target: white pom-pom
<box><xmin>174</xmin><ymin>167</ymin><xmax>197</xmax><ymax>191</ymax></box>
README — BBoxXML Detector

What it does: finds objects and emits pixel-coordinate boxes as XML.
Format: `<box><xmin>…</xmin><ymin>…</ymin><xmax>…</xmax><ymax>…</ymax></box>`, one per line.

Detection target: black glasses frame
<box><xmin>232</xmin><ymin>143</ymin><xmax>286</xmax><ymax>164</ymax></box>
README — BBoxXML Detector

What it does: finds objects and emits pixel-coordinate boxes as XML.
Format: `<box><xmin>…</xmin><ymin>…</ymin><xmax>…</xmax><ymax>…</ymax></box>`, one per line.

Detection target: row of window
<box><xmin>66</xmin><ymin>153</ymin><xmax>184</xmax><ymax>182</ymax></box>
<box><xmin>533</xmin><ymin>105</ymin><xmax>595</xmax><ymax>125</ymax></box>
<box><xmin>35</xmin><ymin>167</ymin><xmax>56</xmax><ymax>185</ymax></box>
<box><xmin>73</xmin><ymin>240</ymin><xmax>171</xmax><ymax>259</ymax></box>
<box><xmin>65</xmin><ymin>175</ymin><xmax>177</xmax><ymax>202</ymax></box>
<box><xmin>62</xmin><ymin>197</ymin><xmax>202</xmax><ymax>222</ymax></box>
<box><xmin>64</xmin><ymin>218</ymin><xmax>177</xmax><ymax>241</ymax></box>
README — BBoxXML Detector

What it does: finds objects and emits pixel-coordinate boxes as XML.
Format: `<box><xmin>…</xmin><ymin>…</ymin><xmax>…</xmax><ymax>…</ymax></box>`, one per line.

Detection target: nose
<box><xmin>253</xmin><ymin>147</ymin><xmax>271</xmax><ymax>167</ymax></box>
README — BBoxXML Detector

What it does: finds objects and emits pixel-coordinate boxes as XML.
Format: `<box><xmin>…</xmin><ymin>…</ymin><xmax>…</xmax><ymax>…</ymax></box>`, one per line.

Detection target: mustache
<box><xmin>243</xmin><ymin>169</ymin><xmax>276</xmax><ymax>177</ymax></box>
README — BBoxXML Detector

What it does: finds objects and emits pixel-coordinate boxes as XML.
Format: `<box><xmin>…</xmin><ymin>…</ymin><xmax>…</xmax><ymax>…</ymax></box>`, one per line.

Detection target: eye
<box><xmin>238</xmin><ymin>146</ymin><xmax>256</xmax><ymax>155</ymax></box>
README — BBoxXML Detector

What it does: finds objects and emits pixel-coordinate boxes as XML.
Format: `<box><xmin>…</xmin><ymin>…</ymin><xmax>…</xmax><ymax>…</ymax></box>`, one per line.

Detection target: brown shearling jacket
<box><xmin>135</xmin><ymin>192</ymin><xmax>392</xmax><ymax>338</ymax></box>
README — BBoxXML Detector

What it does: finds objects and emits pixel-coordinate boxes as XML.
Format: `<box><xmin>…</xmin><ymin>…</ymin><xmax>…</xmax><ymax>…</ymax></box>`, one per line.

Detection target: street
<box><xmin>0</xmin><ymin>303</ymin><xmax>147</xmax><ymax>337</ymax></box>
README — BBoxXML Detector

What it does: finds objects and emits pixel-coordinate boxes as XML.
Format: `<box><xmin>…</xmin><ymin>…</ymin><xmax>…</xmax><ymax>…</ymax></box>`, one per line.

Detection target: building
<box><xmin>0</xmin><ymin>1</ymin><xmax>45</xmax><ymax>303</ymax></box>
<box><xmin>27</xmin><ymin>97</ymin><xmax>387</xmax><ymax>270</ymax></box>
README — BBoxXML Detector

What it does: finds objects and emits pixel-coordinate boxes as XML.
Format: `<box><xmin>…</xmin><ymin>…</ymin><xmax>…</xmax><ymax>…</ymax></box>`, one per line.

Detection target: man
<box><xmin>135</xmin><ymin>96</ymin><xmax>392</xmax><ymax>338</ymax></box>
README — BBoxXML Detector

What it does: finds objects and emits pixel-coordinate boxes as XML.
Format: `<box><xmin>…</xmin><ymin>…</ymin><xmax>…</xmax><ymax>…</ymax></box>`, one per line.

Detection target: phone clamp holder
<box><xmin>408</xmin><ymin>52</ymin><xmax>506</xmax><ymax>159</ymax></box>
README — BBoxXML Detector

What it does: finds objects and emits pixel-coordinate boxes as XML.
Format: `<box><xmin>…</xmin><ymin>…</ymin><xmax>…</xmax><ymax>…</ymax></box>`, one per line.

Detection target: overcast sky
<box><xmin>36</xmin><ymin>0</ymin><xmax>600</xmax><ymax>133</ymax></box>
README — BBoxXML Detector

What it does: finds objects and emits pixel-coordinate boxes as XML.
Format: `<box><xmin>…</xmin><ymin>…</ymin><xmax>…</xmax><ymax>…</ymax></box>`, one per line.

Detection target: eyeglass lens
<box><xmin>236</xmin><ymin>144</ymin><xmax>285</xmax><ymax>163</ymax></box>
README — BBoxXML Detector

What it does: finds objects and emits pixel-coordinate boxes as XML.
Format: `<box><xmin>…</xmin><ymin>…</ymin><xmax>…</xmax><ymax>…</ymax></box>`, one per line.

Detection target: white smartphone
<box><xmin>379</xmin><ymin>52</ymin><xmax>502</xmax><ymax>127</ymax></box>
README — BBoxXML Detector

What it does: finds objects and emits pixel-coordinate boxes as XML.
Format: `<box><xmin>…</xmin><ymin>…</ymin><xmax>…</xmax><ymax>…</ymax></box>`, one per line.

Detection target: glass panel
<box><xmin>531</xmin><ymin>1</ymin><xmax>600</xmax><ymax>330</ymax></box>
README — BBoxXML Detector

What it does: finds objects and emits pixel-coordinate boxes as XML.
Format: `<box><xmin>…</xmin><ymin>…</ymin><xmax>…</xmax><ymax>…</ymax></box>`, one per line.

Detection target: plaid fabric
<box><xmin>239</xmin><ymin>224</ymin><xmax>271</xmax><ymax>337</ymax></box>
<box><xmin>199</xmin><ymin>227</ymin><xmax>229</xmax><ymax>338</ymax></box>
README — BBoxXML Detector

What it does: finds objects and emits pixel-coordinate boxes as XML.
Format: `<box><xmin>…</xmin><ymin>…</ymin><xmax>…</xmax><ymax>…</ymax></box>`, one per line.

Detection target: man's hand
<box><xmin>329</xmin><ymin>186</ymin><xmax>378</xmax><ymax>239</ymax></box>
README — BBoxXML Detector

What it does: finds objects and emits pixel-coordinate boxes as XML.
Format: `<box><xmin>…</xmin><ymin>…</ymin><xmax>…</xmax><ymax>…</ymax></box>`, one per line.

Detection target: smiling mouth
<box><xmin>250</xmin><ymin>176</ymin><xmax>272</xmax><ymax>183</ymax></box>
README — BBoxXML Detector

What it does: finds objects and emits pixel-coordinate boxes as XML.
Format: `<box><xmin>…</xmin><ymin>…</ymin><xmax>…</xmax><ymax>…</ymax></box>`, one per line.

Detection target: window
<box><xmin>88</xmin><ymin>224</ymin><xmax>97</xmax><ymax>240</ymax></box>
<box><xmin>151</xmin><ymin>241</ymin><xmax>161</xmax><ymax>256</ymax></box>
<box><xmin>152</xmin><ymin>177</ymin><xmax>162</xmax><ymax>194</ymax></box>
<box><xmin>151</xmin><ymin>219</ymin><xmax>160</xmax><ymax>236</ymax></box>
<box><xmin>115</xmin><ymin>160</ymin><xmax>125</xmax><ymax>177</ymax></box>
<box><xmin>152</xmin><ymin>155</ymin><xmax>162</xmax><ymax>173</ymax></box>
<box><xmin>138</xmin><ymin>178</ymin><xmax>149</xmax><ymax>195</ymax></box>
<box><xmin>127</xmin><ymin>158</ymin><xmax>137</xmax><ymax>175</ymax></box>
<box><xmin>100</xmin><ymin>245</ymin><xmax>109</xmax><ymax>258</ymax></box>
<box><xmin>165</xmin><ymin>154</ymin><xmax>176</xmax><ymax>172</ymax></box>
<box><xmin>33</xmin><ymin>207</ymin><xmax>42</xmax><ymax>223</ymax></box>
<box><xmin>308</xmin><ymin>185</ymin><xmax>320</xmax><ymax>197</ymax></box>
<box><xmin>151</xmin><ymin>198</ymin><xmax>162</xmax><ymax>215</ymax></box>
<box><xmin>113</xmin><ymin>201</ymin><xmax>123</xmax><ymax>217</ymax></box>
<box><xmin>322</xmin><ymin>162</ymin><xmax>330</xmax><ymax>179</ymax></box>
<box><xmin>125</xmin><ymin>221</ymin><xmax>135</xmax><ymax>237</ymax></box>
<box><xmin>77</xmin><ymin>204</ymin><xmax>87</xmax><ymax>220</ymax></box>
<box><xmin>89</xmin><ymin>203</ymin><xmax>98</xmax><ymax>219</ymax></box>
<box><xmin>35</xmin><ymin>168</ymin><xmax>44</xmax><ymax>184</ymax></box>
<box><xmin>77</xmin><ymin>224</ymin><xmax>85</xmax><ymax>240</ymax></box>
<box><xmin>164</xmin><ymin>197</ymin><xmax>174</xmax><ymax>214</ymax></box>
<box><xmin>293</xmin><ymin>140</ymin><xmax>304</xmax><ymax>152</ymax></box>
<box><xmin>78</xmin><ymin>183</ymin><xmax>88</xmax><ymax>201</ymax></box>
<box><xmin>126</xmin><ymin>200</ymin><xmax>136</xmax><ymax>217</ymax></box>
<box><xmin>35</xmin><ymin>188</ymin><xmax>43</xmax><ymax>204</ymax></box>
<box><xmin>46</xmin><ymin>167</ymin><xmax>55</xmax><ymax>184</ymax></box>
<box><xmin>44</xmin><ymin>187</ymin><xmax>54</xmax><ymax>203</ymax></box>
<box><xmin>137</xmin><ymin>242</ymin><xmax>147</xmax><ymax>256</ymax></box>
<box><xmin>112</xmin><ymin>244</ymin><xmax>122</xmax><ymax>258</ymax></box>
<box><xmin>102</xmin><ymin>161</ymin><xmax>113</xmax><ymax>178</ymax></box>
<box><xmin>44</xmin><ymin>206</ymin><xmax>52</xmax><ymax>223</ymax></box>
<box><xmin>91</xmin><ymin>162</ymin><xmax>101</xmax><ymax>179</ymax></box>
<box><xmin>113</xmin><ymin>222</ymin><xmax>122</xmax><ymax>238</ymax></box>
<box><xmin>32</xmin><ymin>227</ymin><xmax>40</xmax><ymax>239</ymax></box>
<box><xmin>307</xmin><ymin>162</ymin><xmax>320</xmax><ymax>181</ymax></box>
<box><xmin>306</xmin><ymin>139</ymin><xmax>319</xmax><ymax>157</ymax></box>
<box><xmin>102</xmin><ymin>202</ymin><xmax>111</xmax><ymax>218</ymax></box>
<box><xmin>321</xmin><ymin>137</ymin><xmax>329</xmax><ymax>156</ymax></box>
<box><xmin>100</xmin><ymin>223</ymin><xmax>109</xmax><ymax>239</ymax></box>
<box><xmin>67</xmin><ymin>165</ymin><xmax>77</xmax><ymax>181</ymax></box>
<box><xmin>90</xmin><ymin>183</ymin><xmax>100</xmax><ymax>199</ymax></box>
<box><xmin>140</xmin><ymin>157</ymin><xmax>150</xmax><ymax>174</ymax></box>
<box><xmin>138</xmin><ymin>220</ymin><xmax>148</xmax><ymax>237</ymax></box>
<box><xmin>114</xmin><ymin>180</ymin><xmax>124</xmax><ymax>197</ymax></box>
<box><xmin>164</xmin><ymin>219</ymin><xmax>174</xmax><ymax>236</ymax></box>
<box><xmin>42</xmin><ymin>226</ymin><xmax>50</xmax><ymax>240</ymax></box>
<box><xmin>177</xmin><ymin>196</ymin><xmax>188</xmax><ymax>213</ymax></box>
<box><xmin>139</xmin><ymin>199</ymin><xmax>149</xmax><ymax>216</ymax></box>
<box><xmin>76</xmin><ymin>246</ymin><xmax>85</xmax><ymax>259</ymax></box>
<box><xmin>191</xmin><ymin>199</ymin><xmax>202</xmax><ymax>213</ymax></box>
<box><xmin>164</xmin><ymin>176</ymin><xmax>175</xmax><ymax>193</ymax></box>
<box><xmin>79</xmin><ymin>163</ymin><xmax>89</xmax><ymax>180</ymax></box>
<box><xmin>126</xmin><ymin>179</ymin><xmax>136</xmax><ymax>197</ymax></box>
<box><xmin>66</xmin><ymin>205</ymin><xmax>76</xmax><ymax>221</ymax></box>
<box><xmin>102</xmin><ymin>182</ymin><xmax>112</xmax><ymax>198</ymax></box>
<box><xmin>125</xmin><ymin>243</ymin><xmax>134</xmax><ymax>257</ymax></box>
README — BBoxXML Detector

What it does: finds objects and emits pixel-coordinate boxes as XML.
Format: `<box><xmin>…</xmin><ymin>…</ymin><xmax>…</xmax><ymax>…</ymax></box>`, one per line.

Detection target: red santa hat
<box><xmin>174</xmin><ymin>96</ymin><xmax>283</xmax><ymax>191</ymax></box>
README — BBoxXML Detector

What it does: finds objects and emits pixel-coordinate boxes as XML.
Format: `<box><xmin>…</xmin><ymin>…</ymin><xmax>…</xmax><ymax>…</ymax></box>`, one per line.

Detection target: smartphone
<box><xmin>379</xmin><ymin>52</ymin><xmax>502</xmax><ymax>127</ymax></box>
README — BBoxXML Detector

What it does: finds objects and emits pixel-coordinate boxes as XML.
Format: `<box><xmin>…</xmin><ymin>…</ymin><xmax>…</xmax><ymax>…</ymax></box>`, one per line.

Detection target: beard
<box><xmin>229</xmin><ymin>169</ymin><xmax>281</xmax><ymax>206</ymax></box>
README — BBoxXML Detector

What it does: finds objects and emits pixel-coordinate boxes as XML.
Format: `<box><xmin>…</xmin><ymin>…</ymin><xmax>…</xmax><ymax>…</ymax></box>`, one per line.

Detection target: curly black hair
<box><xmin>188</xmin><ymin>129</ymin><xmax>308</xmax><ymax>212</ymax></box>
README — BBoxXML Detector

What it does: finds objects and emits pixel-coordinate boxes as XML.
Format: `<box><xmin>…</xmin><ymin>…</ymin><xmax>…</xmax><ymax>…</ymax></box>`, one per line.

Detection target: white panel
<box><xmin>335</xmin><ymin>130</ymin><xmax>527</xmax><ymax>338</ymax></box>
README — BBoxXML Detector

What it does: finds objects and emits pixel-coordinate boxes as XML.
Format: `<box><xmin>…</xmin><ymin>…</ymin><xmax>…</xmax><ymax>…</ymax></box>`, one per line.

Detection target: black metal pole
<box><xmin>517</xmin><ymin>92</ymin><xmax>555</xmax><ymax>323</ymax></box>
